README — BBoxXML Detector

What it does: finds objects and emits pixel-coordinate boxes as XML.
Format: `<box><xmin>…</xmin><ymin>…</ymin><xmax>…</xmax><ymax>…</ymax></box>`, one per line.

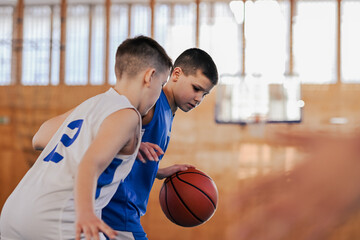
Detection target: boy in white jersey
<box><xmin>0</xmin><ymin>36</ymin><xmax>172</xmax><ymax>240</ymax></box>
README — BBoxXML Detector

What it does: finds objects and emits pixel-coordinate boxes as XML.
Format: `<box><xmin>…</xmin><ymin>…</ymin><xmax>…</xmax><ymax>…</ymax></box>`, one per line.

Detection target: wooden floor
<box><xmin>1</xmin><ymin>84</ymin><xmax>360</xmax><ymax>239</ymax></box>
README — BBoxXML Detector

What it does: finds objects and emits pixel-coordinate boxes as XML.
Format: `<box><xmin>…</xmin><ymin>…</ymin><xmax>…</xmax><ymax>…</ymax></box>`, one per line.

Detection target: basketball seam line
<box><xmin>163</xmin><ymin>182</ymin><xmax>177</xmax><ymax>224</ymax></box>
<box><xmin>176</xmin><ymin>173</ymin><xmax>217</xmax><ymax>209</ymax></box>
<box><xmin>170</xmin><ymin>174</ymin><xmax>204</xmax><ymax>224</ymax></box>
<box><xmin>166</xmin><ymin>171</ymin><xmax>211</xmax><ymax>182</ymax></box>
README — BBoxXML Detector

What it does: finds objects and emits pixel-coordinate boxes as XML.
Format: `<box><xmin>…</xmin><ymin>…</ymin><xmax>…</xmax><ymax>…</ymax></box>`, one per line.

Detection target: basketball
<box><xmin>159</xmin><ymin>167</ymin><xmax>218</xmax><ymax>227</ymax></box>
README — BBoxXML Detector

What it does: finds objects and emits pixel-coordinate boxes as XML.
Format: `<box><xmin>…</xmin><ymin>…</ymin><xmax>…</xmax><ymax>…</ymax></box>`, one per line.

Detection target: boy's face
<box><xmin>173</xmin><ymin>68</ymin><xmax>214</xmax><ymax>112</ymax></box>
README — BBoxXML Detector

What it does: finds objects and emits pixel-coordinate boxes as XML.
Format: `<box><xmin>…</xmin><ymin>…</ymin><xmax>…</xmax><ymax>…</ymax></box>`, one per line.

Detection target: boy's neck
<box><xmin>163</xmin><ymin>85</ymin><xmax>177</xmax><ymax>115</ymax></box>
<box><xmin>113</xmin><ymin>81</ymin><xmax>141</xmax><ymax>109</ymax></box>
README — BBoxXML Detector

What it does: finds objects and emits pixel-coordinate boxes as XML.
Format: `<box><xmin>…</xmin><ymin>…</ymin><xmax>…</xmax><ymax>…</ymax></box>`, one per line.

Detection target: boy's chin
<box><xmin>181</xmin><ymin>106</ymin><xmax>194</xmax><ymax>113</ymax></box>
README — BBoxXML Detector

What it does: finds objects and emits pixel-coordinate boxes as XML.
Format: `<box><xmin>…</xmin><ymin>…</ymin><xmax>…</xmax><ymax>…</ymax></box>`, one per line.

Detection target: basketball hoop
<box><xmin>248</xmin><ymin>114</ymin><xmax>267</xmax><ymax>138</ymax></box>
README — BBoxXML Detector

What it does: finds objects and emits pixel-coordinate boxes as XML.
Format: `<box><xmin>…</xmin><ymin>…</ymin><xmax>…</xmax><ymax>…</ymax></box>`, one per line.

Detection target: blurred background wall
<box><xmin>1</xmin><ymin>0</ymin><xmax>360</xmax><ymax>239</ymax></box>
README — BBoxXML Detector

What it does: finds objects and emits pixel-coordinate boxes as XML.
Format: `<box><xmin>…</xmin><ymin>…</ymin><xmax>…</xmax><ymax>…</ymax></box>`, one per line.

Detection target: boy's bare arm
<box><xmin>32</xmin><ymin>109</ymin><xmax>74</xmax><ymax>150</ymax></box>
<box><xmin>75</xmin><ymin>108</ymin><xmax>139</xmax><ymax>240</ymax></box>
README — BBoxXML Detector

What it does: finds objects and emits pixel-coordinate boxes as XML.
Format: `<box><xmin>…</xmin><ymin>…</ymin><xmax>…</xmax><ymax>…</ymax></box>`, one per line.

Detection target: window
<box><xmin>293</xmin><ymin>0</ymin><xmax>337</xmax><ymax>84</ymax></box>
<box><xmin>0</xmin><ymin>6</ymin><xmax>13</xmax><ymax>85</ymax></box>
<box><xmin>109</xmin><ymin>4</ymin><xmax>128</xmax><ymax>85</ymax></box>
<box><xmin>130</xmin><ymin>4</ymin><xmax>151</xmax><ymax>37</ymax></box>
<box><xmin>90</xmin><ymin>5</ymin><xmax>106</xmax><ymax>85</ymax></box>
<box><xmin>109</xmin><ymin>3</ymin><xmax>151</xmax><ymax>84</ymax></box>
<box><xmin>341</xmin><ymin>0</ymin><xmax>360</xmax><ymax>83</ymax></box>
<box><xmin>154</xmin><ymin>3</ymin><xmax>196</xmax><ymax>59</ymax></box>
<box><xmin>0</xmin><ymin>0</ymin><xmax>359</xmax><ymax>86</ymax></box>
<box><xmin>50</xmin><ymin>6</ymin><xmax>61</xmax><ymax>85</ymax></box>
<box><xmin>244</xmin><ymin>0</ymin><xmax>288</xmax><ymax>77</ymax></box>
<box><xmin>154</xmin><ymin>3</ymin><xmax>170</xmax><ymax>50</ymax></box>
<box><xmin>22</xmin><ymin>6</ymin><xmax>53</xmax><ymax>85</ymax></box>
<box><xmin>199</xmin><ymin>2</ymin><xmax>242</xmax><ymax>75</ymax></box>
<box><xmin>66</xmin><ymin>5</ymin><xmax>90</xmax><ymax>85</ymax></box>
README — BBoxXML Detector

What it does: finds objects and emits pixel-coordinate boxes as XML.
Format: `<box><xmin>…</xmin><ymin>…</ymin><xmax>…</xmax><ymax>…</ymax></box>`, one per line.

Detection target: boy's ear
<box><xmin>144</xmin><ymin>68</ymin><xmax>156</xmax><ymax>86</ymax></box>
<box><xmin>171</xmin><ymin>67</ymin><xmax>182</xmax><ymax>82</ymax></box>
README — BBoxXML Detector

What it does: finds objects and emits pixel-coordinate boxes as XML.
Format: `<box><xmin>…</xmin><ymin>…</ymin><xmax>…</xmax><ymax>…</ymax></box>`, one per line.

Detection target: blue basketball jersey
<box><xmin>101</xmin><ymin>90</ymin><xmax>174</xmax><ymax>234</ymax></box>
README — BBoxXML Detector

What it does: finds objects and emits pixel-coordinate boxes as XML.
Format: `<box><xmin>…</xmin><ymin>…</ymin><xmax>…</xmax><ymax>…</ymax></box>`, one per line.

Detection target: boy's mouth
<box><xmin>188</xmin><ymin>103</ymin><xmax>196</xmax><ymax>109</ymax></box>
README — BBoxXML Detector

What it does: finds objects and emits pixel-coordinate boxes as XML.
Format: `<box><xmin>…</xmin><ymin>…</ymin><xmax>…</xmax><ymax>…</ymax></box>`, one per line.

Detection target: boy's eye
<box><xmin>193</xmin><ymin>86</ymin><xmax>200</xmax><ymax>91</ymax></box>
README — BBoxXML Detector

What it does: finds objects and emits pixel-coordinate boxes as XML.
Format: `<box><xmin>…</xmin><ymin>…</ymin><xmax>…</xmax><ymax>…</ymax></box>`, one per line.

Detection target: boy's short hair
<box><xmin>115</xmin><ymin>35</ymin><xmax>173</xmax><ymax>80</ymax></box>
<box><xmin>173</xmin><ymin>48</ymin><xmax>218</xmax><ymax>85</ymax></box>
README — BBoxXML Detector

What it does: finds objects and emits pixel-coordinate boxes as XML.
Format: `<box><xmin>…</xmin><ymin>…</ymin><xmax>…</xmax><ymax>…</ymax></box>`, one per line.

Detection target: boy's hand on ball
<box><xmin>156</xmin><ymin>164</ymin><xmax>194</xmax><ymax>180</ymax></box>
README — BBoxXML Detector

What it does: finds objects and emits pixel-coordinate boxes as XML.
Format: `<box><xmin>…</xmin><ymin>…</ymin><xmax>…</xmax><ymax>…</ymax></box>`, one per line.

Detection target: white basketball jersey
<box><xmin>0</xmin><ymin>88</ymin><xmax>142</xmax><ymax>240</ymax></box>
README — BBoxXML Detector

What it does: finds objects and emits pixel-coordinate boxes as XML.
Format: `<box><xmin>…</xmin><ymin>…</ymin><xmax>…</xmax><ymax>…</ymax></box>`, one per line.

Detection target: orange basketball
<box><xmin>159</xmin><ymin>167</ymin><xmax>218</xmax><ymax>227</ymax></box>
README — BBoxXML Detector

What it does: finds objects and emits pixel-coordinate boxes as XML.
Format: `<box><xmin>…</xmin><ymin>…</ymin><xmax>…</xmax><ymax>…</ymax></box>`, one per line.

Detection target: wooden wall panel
<box><xmin>1</xmin><ymin>84</ymin><xmax>360</xmax><ymax>239</ymax></box>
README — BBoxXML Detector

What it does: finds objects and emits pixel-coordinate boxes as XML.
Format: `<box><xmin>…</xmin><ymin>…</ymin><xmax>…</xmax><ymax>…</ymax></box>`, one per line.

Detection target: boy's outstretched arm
<box><xmin>75</xmin><ymin>108</ymin><xmax>139</xmax><ymax>240</ymax></box>
<box><xmin>136</xmin><ymin>143</ymin><xmax>194</xmax><ymax>179</ymax></box>
<box><xmin>32</xmin><ymin>109</ymin><xmax>74</xmax><ymax>150</ymax></box>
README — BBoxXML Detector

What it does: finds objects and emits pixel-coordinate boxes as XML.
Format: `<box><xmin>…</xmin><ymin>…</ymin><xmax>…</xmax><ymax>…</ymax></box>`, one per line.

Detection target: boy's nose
<box><xmin>194</xmin><ymin>96</ymin><xmax>202</xmax><ymax>105</ymax></box>
<box><xmin>195</xmin><ymin>92</ymin><xmax>204</xmax><ymax>102</ymax></box>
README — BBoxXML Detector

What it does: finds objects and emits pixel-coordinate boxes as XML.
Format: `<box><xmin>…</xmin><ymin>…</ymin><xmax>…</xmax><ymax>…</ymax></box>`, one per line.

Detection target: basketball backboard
<box><xmin>215</xmin><ymin>74</ymin><xmax>303</xmax><ymax>124</ymax></box>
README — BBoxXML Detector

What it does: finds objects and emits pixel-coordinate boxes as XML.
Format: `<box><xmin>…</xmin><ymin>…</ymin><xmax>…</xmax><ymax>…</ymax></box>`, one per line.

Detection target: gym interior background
<box><xmin>1</xmin><ymin>0</ymin><xmax>360</xmax><ymax>239</ymax></box>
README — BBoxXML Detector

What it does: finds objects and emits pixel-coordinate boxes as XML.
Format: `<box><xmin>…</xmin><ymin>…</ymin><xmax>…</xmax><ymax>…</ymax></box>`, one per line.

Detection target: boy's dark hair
<box><xmin>115</xmin><ymin>35</ymin><xmax>173</xmax><ymax>79</ymax></box>
<box><xmin>173</xmin><ymin>48</ymin><xmax>218</xmax><ymax>85</ymax></box>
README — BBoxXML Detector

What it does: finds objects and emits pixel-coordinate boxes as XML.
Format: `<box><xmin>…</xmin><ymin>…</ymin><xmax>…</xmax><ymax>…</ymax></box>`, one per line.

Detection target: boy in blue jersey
<box><xmin>101</xmin><ymin>48</ymin><xmax>219</xmax><ymax>240</ymax></box>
